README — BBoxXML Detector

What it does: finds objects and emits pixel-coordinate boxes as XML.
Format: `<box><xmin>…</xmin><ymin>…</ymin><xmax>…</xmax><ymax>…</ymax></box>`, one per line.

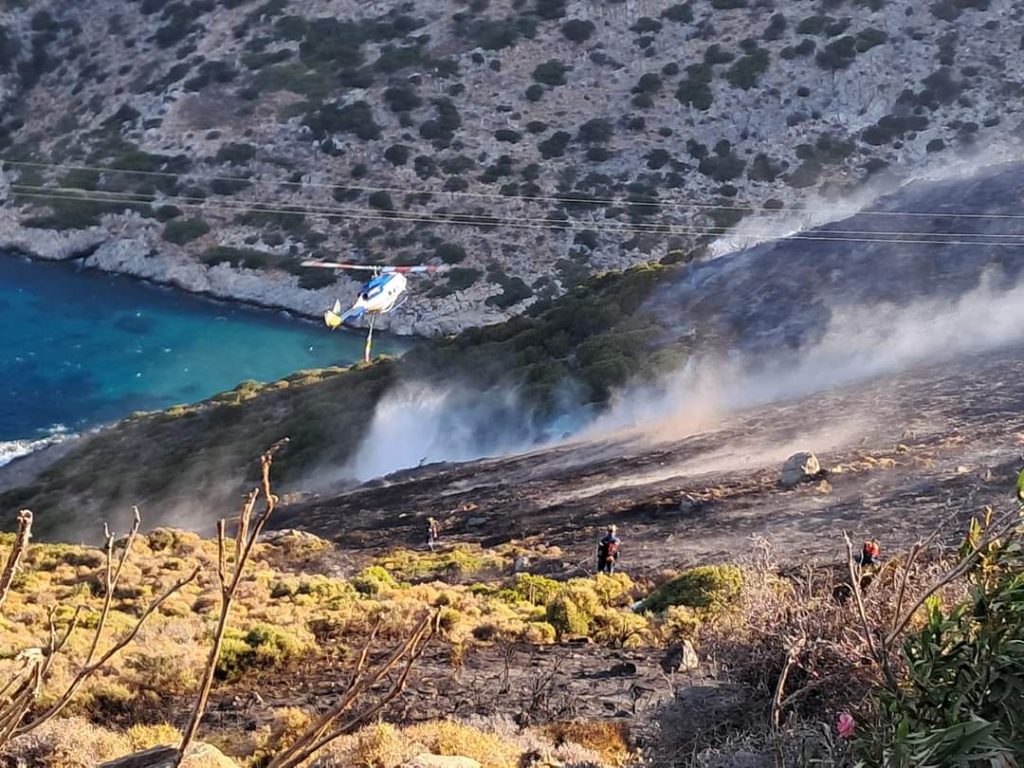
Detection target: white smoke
<box><xmin>707</xmin><ymin>143</ymin><xmax>1024</xmax><ymax>259</ymax></box>
<box><xmin>589</xmin><ymin>267</ymin><xmax>1024</xmax><ymax>442</ymax></box>
<box><xmin>336</xmin><ymin>383</ymin><xmax>578</xmax><ymax>483</ymax></box>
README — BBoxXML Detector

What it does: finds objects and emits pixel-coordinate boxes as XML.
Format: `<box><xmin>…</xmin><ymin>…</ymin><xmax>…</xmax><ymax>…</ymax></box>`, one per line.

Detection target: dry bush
<box><xmin>545</xmin><ymin>722</ymin><xmax>631</xmax><ymax>767</ymax></box>
<box><xmin>0</xmin><ymin>716</ymin><xmax>132</xmax><ymax>767</ymax></box>
<box><xmin>699</xmin><ymin>539</ymin><xmax>964</xmax><ymax>721</ymax></box>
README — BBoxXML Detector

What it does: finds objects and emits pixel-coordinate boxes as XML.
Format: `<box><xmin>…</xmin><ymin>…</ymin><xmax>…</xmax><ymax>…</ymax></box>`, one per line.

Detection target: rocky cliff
<box><xmin>1</xmin><ymin>0</ymin><xmax>1022</xmax><ymax>334</ymax></box>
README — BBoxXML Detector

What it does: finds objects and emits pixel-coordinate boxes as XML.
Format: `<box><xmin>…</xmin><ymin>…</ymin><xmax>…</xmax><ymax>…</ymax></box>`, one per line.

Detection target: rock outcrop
<box><xmin>97</xmin><ymin>743</ymin><xmax>237</xmax><ymax>768</ymax></box>
<box><xmin>780</xmin><ymin>452</ymin><xmax>821</xmax><ymax>488</ymax></box>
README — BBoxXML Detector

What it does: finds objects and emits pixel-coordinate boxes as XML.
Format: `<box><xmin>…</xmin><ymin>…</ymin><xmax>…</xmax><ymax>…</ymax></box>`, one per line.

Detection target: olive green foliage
<box><xmin>20</xmin><ymin>193</ymin><xmax>150</xmax><ymax>230</ymax></box>
<box><xmin>532</xmin><ymin>59</ymin><xmax>569</xmax><ymax>86</ymax></box>
<box><xmin>162</xmin><ymin>217</ymin><xmax>210</xmax><ymax>245</ymax></box>
<box><xmin>855</xmin><ymin>515</ymin><xmax>1024</xmax><ymax>766</ymax></box>
<box><xmin>375</xmin><ymin>545</ymin><xmax>504</xmax><ymax>582</ymax></box>
<box><xmin>216</xmin><ymin>623</ymin><xmax>312</xmax><ymax>681</ymax></box>
<box><xmin>726</xmin><ymin>45</ymin><xmax>769</xmax><ymax>89</ymax></box>
<box><xmin>544</xmin><ymin>575</ymin><xmax>639</xmax><ymax>641</ymax></box>
<box><xmin>639</xmin><ymin>565</ymin><xmax>744</xmax><ymax>614</ymax></box>
<box><xmin>675</xmin><ymin>63</ymin><xmax>713</xmax><ymax>110</ymax></box>
<box><xmin>351</xmin><ymin>565</ymin><xmax>400</xmax><ymax>596</ymax></box>
<box><xmin>513</xmin><ymin>573</ymin><xmax>561</xmax><ymax>606</ymax></box>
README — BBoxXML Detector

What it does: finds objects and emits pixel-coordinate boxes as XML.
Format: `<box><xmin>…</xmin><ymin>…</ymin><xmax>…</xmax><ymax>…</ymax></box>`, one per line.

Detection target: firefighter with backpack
<box><xmin>597</xmin><ymin>525</ymin><xmax>620</xmax><ymax>574</ymax></box>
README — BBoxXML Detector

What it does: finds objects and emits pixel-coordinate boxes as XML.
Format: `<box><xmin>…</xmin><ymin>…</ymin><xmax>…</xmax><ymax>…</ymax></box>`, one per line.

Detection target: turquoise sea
<box><xmin>0</xmin><ymin>254</ymin><xmax>405</xmax><ymax>464</ymax></box>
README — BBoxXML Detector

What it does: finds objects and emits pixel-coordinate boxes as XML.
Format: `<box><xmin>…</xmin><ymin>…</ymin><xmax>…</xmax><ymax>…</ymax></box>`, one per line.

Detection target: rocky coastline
<box><xmin>0</xmin><ymin>209</ymin><xmax>515</xmax><ymax>338</ymax></box>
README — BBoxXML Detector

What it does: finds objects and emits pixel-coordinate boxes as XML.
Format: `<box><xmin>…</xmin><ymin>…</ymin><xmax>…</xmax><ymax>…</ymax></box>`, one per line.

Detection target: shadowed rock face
<box><xmin>651</xmin><ymin>162</ymin><xmax>1024</xmax><ymax>354</ymax></box>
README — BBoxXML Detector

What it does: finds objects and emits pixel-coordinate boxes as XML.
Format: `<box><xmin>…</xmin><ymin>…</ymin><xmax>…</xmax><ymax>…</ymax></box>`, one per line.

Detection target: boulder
<box><xmin>780</xmin><ymin>452</ymin><xmax>820</xmax><ymax>487</ymax></box>
<box><xmin>402</xmin><ymin>756</ymin><xmax>483</xmax><ymax>768</ymax></box>
<box><xmin>98</xmin><ymin>744</ymin><xmax>237</xmax><ymax>768</ymax></box>
<box><xmin>661</xmin><ymin>640</ymin><xmax>699</xmax><ymax>673</ymax></box>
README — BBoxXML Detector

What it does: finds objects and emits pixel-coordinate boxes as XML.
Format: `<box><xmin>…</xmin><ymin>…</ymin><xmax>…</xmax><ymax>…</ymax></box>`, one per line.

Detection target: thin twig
<box><xmin>770</xmin><ymin>637</ymin><xmax>805</xmax><ymax>731</ymax></box>
<box><xmin>0</xmin><ymin>511</ymin><xmax>33</xmax><ymax>614</ymax></box>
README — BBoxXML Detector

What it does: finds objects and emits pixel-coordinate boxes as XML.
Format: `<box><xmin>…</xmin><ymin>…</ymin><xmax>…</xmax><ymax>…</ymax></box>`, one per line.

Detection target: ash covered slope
<box><xmin>648</xmin><ymin>161</ymin><xmax>1024</xmax><ymax>355</ymax></box>
<box><xmin>1</xmin><ymin>0</ymin><xmax>1023</xmax><ymax>333</ymax></box>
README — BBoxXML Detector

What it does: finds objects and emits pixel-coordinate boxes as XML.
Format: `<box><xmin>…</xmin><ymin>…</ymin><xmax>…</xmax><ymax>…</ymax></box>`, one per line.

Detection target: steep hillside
<box><xmin>1</xmin><ymin>0</ymin><xmax>1022</xmax><ymax>333</ymax></box>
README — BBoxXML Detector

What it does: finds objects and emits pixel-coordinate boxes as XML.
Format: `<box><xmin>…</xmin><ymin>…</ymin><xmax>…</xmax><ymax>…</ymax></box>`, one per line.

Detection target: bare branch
<box><xmin>269</xmin><ymin>611</ymin><xmax>437</xmax><ymax>768</ymax></box>
<box><xmin>0</xmin><ymin>511</ymin><xmax>33</xmax><ymax>614</ymax></box>
<box><xmin>770</xmin><ymin>637</ymin><xmax>805</xmax><ymax>731</ymax></box>
<box><xmin>177</xmin><ymin>444</ymin><xmax>287</xmax><ymax>765</ymax></box>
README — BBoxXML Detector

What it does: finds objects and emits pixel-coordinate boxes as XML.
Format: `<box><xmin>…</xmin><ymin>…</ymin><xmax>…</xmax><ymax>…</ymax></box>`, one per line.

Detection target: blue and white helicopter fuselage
<box><xmin>325</xmin><ymin>271</ymin><xmax>408</xmax><ymax>328</ymax></box>
<box><xmin>299</xmin><ymin>261</ymin><xmax>448</xmax><ymax>357</ymax></box>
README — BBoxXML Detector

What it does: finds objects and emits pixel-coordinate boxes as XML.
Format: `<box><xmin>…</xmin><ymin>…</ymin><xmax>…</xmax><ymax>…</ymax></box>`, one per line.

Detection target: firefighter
<box><xmin>597</xmin><ymin>525</ymin><xmax>620</xmax><ymax>575</ymax></box>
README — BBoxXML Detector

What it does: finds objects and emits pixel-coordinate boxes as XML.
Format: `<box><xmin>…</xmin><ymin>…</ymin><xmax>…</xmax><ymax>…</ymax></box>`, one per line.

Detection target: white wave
<box><xmin>0</xmin><ymin>425</ymin><xmax>74</xmax><ymax>468</ymax></box>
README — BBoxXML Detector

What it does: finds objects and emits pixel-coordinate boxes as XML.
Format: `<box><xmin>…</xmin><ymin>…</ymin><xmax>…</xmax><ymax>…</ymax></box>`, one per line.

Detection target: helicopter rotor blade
<box><xmin>300</xmin><ymin>260</ymin><xmax>450</xmax><ymax>274</ymax></box>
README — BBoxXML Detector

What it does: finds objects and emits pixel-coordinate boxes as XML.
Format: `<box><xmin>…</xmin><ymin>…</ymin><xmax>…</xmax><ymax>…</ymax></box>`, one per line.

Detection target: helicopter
<box><xmin>300</xmin><ymin>260</ymin><xmax>450</xmax><ymax>362</ymax></box>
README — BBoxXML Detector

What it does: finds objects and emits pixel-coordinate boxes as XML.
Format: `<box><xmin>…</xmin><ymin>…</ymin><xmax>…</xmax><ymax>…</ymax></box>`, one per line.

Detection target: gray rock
<box><xmin>780</xmin><ymin>452</ymin><xmax>820</xmax><ymax>487</ymax></box>
<box><xmin>98</xmin><ymin>743</ymin><xmax>236</xmax><ymax>768</ymax></box>
<box><xmin>661</xmin><ymin>640</ymin><xmax>699</xmax><ymax>673</ymax></box>
<box><xmin>0</xmin><ymin>211</ymin><xmax>107</xmax><ymax>261</ymax></box>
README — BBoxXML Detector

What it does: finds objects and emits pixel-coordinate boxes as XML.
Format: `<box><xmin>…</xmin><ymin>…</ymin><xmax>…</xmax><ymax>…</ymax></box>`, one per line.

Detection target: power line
<box><xmin>13</xmin><ymin>182</ymin><xmax>1024</xmax><ymax>241</ymax></box>
<box><xmin>10</xmin><ymin>185</ymin><xmax>1024</xmax><ymax>249</ymax></box>
<box><xmin>5</xmin><ymin>155</ymin><xmax>1024</xmax><ymax>222</ymax></box>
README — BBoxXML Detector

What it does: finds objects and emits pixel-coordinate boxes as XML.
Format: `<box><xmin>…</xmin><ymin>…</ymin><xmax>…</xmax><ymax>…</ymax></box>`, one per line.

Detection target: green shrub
<box><xmin>561</xmin><ymin>19</ymin><xmax>594</xmax><ymax>42</ymax></box>
<box><xmin>514</xmin><ymin>573</ymin><xmax>561</xmax><ymax>606</ymax></box>
<box><xmin>368</xmin><ymin>190</ymin><xmax>394</xmax><ymax>211</ymax></box>
<box><xmin>854</xmin><ymin>514</ymin><xmax>1023</xmax><ymax>766</ymax></box>
<box><xmin>546</xmin><ymin>595</ymin><xmax>590</xmax><ymax>638</ymax></box>
<box><xmin>215</xmin><ymin>142</ymin><xmax>256</xmax><ymax>164</ymax></box>
<box><xmin>675</xmin><ymin>65</ymin><xmax>714</xmax><ymax>110</ymax></box>
<box><xmin>855</xmin><ymin>27</ymin><xmax>887</xmax><ymax>52</ymax></box>
<box><xmin>162</xmin><ymin>217</ymin><xmax>210</xmax><ymax>245</ymax></box>
<box><xmin>532</xmin><ymin>59</ymin><xmax>569</xmax><ymax>86</ymax></box>
<box><xmin>460</xmin><ymin>17</ymin><xmax>535</xmax><ymax>50</ymax></box>
<box><xmin>537</xmin><ymin>131</ymin><xmax>571</xmax><ymax>158</ymax></box>
<box><xmin>304</xmin><ymin>100</ymin><xmax>380</xmax><ymax>141</ymax></box>
<box><xmin>726</xmin><ymin>47</ymin><xmax>769</xmax><ymax>89</ymax></box>
<box><xmin>215</xmin><ymin>623</ymin><xmax>310</xmax><ymax>681</ymax></box>
<box><xmin>639</xmin><ymin>565</ymin><xmax>743</xmax><ymax>614</ymax></box>
<box><xmin>435</xmin><ymin>242</ymin><xmax>467</xmax><ymax>264</ymax></box>
<box><xmin>200</xmin><ymin>246</ymin><xmax>279</xmax><ymax>270</ymax></box>
<box><xmin>154</xmin><ymin>205</ymin><xmax>182</xmax><ymax>221</ymax></box>
<box><xmin>535</xmin><ymin>0</ymin><xmax>566</xmax><ymax>20</ymax></box>
<box><xmin>576</xmin><ymin>118</ymin><xmax>613</xmax><ymax>144</ymax></box>
<box><xmin>816</xmin><ymin>35</ymin><xmax>857</xmax><ymax>70</ymax></box>
<box><xmin>486</xmin><ymin>273</ymin><xmax>533</xmax><ymax>309</ymax></box>
<box><xmin>662</xmin><ymin>3</ymin><xmax>693</xmax><ymax>22</ymax></box>
<box><xmin>352</xmin><ymin>565</ymin><xmax>398</xmax><ymax>596</ymax></box>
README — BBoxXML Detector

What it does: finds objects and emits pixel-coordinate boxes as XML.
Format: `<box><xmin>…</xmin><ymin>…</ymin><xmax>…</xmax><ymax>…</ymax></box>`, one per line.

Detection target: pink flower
<box><xmin>837</xmin><ymin>712</ymin><xmax>856</xmax><ymax>739</ymax></box>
